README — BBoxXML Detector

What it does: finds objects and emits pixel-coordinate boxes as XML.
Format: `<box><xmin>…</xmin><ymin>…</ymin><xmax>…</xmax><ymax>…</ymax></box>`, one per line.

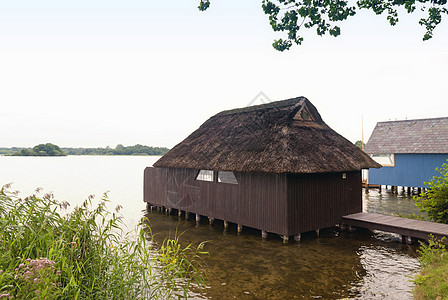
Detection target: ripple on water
<box><xmin>146</xmin><ymin>212</ymin><xmax>421</xmax><ymax>300</ymax></box>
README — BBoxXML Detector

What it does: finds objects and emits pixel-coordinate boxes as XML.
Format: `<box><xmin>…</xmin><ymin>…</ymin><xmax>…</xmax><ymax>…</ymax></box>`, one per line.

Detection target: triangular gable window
<box><xmin>293</xmin><ymin>105</ymin><xmax>314</xmax><ymax>121</ymax></box>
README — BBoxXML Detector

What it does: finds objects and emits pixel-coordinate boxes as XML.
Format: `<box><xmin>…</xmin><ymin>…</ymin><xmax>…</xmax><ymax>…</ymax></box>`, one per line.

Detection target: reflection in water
<box><xmin>363</xmin><ymin>187</ymin><xmax>422</xmax><ymax>217</ymax></box>
<box><xmin>145</xmin><ymin>187</ymin><xmax>422</xmax><ymax>300</ymax></box>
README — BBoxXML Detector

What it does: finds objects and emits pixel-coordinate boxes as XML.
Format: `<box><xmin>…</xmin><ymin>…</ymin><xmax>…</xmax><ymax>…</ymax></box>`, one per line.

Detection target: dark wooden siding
<box><xmin>286</xmin><ymin>171</ymin><xmax>362</xmax><ymax>235</ymax></box>
<box><xmin>144</xmin><ymin>167</ymin><xmax>289</xmax><ymax>235</ymax></box>
<box><xmin>144</xmin><ymin>167</ymin><xmax>167</xmax><ymax>207</ymax></box>
<box><xmin>145</xmin><ymin>167</ymin><xmax>362</xmax><ymax>236</ymax></box>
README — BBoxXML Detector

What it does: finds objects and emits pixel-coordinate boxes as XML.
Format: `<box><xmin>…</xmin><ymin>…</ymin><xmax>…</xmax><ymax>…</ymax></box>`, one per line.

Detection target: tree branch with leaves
<box><xmin>198</xmin><ymin>0</ymin><xmax>447</xmax><ymax>50</ymax></box>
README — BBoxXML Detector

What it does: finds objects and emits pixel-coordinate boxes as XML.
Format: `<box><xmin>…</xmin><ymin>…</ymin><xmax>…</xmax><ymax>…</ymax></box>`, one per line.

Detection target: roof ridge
<box><xmin>377</xmin><ymin>116</ymin><xmax>448</xmax><ymax>124</ymax></box>
<box><xmin>215</xmin><ymin>96</ymin><xmax>306</xmax><ymax>117</ymax></box>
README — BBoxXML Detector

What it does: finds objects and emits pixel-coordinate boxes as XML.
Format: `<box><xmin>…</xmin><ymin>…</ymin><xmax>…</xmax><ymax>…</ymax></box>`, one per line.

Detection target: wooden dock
<box><xmin>341</xmin><ymin>212</ymin><xmax>448</xmax><ymax>244</ymax></box>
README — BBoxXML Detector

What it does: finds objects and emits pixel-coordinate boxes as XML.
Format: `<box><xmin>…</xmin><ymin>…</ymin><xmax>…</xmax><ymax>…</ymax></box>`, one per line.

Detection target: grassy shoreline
<box><xmin>0</xmin><ymin>184</ymin><xmax>206</xmax><ymax>299</ymax></box>
<box><xmin>413</xmin><ymin>238</ymin><xmax>448</xmax><ymax>299</ymax></box>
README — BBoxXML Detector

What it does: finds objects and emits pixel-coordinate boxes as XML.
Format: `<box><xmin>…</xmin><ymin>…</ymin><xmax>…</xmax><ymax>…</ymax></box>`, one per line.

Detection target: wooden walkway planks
<box><xmin>341</xmin><ymin>212</ymin><xmax>448</xmax><ymax>242</ymax></box>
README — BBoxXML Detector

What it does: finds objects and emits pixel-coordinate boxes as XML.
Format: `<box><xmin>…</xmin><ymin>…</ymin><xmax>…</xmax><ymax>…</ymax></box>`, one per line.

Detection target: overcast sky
<box><xmin>1</xmin><ymin>0</ymin><xmax>447</xmax><ymax>149</ymax></box>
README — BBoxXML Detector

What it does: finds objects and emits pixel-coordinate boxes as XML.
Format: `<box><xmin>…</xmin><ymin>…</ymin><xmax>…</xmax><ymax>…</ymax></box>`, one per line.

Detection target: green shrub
<box><xmin>414</xmin><ymin>160</ymin><xmax>448</xmax><ymax>224</ymax></box>
<box><xmin>0</xmin><ymin>184</ymin><xmax>206</xmax><ymax>299</ymax></box>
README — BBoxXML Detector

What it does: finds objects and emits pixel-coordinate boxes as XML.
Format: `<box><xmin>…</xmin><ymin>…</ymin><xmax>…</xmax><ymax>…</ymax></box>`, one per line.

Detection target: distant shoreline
<box><xmin>0</xmin><ymin>154</ymin><xmax>163</xmax><ymax>157</ymax></box>
<box><xmin>0</xmin><ymin>144</ymin><xmax>169</xmax><ymax>156</ymax></box>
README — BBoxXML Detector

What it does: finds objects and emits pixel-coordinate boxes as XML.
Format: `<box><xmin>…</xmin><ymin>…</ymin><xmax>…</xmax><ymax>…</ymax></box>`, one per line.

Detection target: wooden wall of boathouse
<box><xmin>286</xmin><ymin>171</ymin><xmax>362</xmax><ymax>235</ymax></box>
<box><xmin>144</xmin><ymin>167</ymin><xmax>362</xmax><ymax>236</ymax></box>
<box><xmin>144</xmin><ymin>167</ymin><xmax>289</xmax><ymax>235</ymax></box>
<box><xmin>368</xmin><ymin>154</ymin><xmax>448</xmax><ymax>188</ymax></box>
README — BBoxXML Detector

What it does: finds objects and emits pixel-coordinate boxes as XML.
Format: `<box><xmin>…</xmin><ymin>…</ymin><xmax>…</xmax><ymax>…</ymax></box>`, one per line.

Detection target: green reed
<box><xmin>413</xmin><ymin>237</ymin><xmax>448</xmax><ymax>300</ymax></box>
<box><xmin>0</xmin><ymin>184</ymin><xmax>206</xmax><ymax>299</ymax></box>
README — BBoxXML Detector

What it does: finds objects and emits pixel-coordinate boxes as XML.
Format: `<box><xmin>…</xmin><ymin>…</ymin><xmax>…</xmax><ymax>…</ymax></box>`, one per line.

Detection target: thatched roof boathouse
<box><xmin>144</xmin><ymin>97</ymin><xmax>380</xmax><ymax>241</ymax></box>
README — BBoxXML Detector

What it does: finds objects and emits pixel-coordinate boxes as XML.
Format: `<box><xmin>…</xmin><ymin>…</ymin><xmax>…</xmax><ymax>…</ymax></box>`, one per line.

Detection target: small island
<box><xmin>10</xmin><ymin>143</ymin><xmax>67</xmax><ymax>156</ymax></box>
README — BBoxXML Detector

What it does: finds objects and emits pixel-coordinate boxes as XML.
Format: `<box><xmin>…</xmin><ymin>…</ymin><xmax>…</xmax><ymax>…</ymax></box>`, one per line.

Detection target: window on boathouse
<box><xmin>196</xmin><ymin>170</ymin><xmax>214</xmax><ymax>182</ymax></box>
<box><xmin>218</xmin><ymin>171</ymin><xmax>238</xmax><ymax>184</ymax></box>
<box><xmin>371</xmin><ymin>154</ymin><xmax>395</xmax><ymax>166</ymax></box>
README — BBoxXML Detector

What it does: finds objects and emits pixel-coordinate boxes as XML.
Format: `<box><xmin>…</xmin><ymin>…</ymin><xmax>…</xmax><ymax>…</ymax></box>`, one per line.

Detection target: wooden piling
<box><xmin>196</xmin><ymin>213</ymin><xmax>200</xmax><ymax>223</ymax></box>
<box><xmin>185</xmin><ymin>212</ymin><xmax>189</xmax><ymax>221</ymax></box>
<box><xmin>282</xmin><ymin>235</ymin><xmax>289</xmax><ymax>244</ymax></box>
<box><xmin>261</xmin><ymin>230</ymin><xmax>268</xmax><ymax>239</ymax></box>
<box><xmin>294</xmin><ymin>234</ymin><xmax>301</xmax><ymax>242</ymax></box>
<box><xmin>209</xmin><ymin>218</ymin><xmax>214</xmax><ymax>225</ymax></box>
<box><xmin>224</xmin><ymin>220</ymin><xmax>228</xmax><ymax>229</ymax></box>
<box><xmin>401</xmin><ymin>235</ymin><xmax>412</xmax><ymax>244</ymax></box>
<box><xmin>315</xmin><ymin>229</ymin><xmax>320</xmax><ymax>237</ymax></box>
<box><xmin>237</xmin><ymin>224</ymin><xmax>243</xmax><ymax>233</ymax></box>
<box><xmin>178</xmin><ymin>209</ymin><xmax>182</xmax><ymax>217</ymax></box>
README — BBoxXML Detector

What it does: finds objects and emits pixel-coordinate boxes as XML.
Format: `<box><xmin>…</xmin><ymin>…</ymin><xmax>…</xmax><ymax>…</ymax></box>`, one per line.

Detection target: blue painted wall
<box><xmin>369</xmin><ymin>154</ymin><xmax>448</xmax><ymax>187</ymax></box>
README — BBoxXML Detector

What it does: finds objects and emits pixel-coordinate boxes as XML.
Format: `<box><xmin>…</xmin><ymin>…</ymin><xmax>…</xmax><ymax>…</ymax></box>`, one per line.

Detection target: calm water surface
<box><xmin>0</xmin><ymin>156</ymin><xmax>422</xmax><ymax>299</ymax></box>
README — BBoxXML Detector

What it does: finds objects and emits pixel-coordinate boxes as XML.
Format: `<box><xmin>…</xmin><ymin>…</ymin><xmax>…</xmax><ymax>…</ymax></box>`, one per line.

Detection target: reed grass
<box><xmin>0</xmin><ymin>184</ymin><xmax>206</xmax><ymax>299</ymax></box>
<box><xmin>413</xmin><ymin>237</ymin><xmax>448</xmax><ymax>300</ymax></box>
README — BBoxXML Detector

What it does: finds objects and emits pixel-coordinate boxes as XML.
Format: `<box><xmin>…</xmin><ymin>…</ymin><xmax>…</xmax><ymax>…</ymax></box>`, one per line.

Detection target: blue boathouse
<box><xmin>365</xmin><ymin>117</ymin><xmax>448</xmax><ymax>188</ymax></box>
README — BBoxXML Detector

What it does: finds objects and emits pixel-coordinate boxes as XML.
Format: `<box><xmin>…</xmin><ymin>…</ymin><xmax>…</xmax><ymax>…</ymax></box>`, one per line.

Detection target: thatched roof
<box><xmin>154</xmin><ymin>97</ymin><xmax>381</xmax><ymax>174</ymax></box>
<box><xmin>365</xmin><ymin>117</ymin><xmax>448</xmax><ymax>154</ymax></box>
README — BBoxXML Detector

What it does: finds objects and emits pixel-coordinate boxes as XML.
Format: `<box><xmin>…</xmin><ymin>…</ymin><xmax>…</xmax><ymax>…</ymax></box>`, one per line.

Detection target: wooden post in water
<box><xmin>282</xmin><ymin>235</ymin><xmax>289</xmax><ymax>244</ymax></box>
<box><xmin>361</xmin><ymin>117</ymin><xmax>369</xmax><ymax>195</ymax></box>
<box><xmin>294</xmin><ymin>234</ymin><xmax>301</xmax><ymax>242</ymax></box>
<box><xmin>315</xmin><ymin>229</ymin><xmax>320</xmax><ymax>237</ymax></box>
<box><xmin>196</xmin><ymin>213</ymin><xmax>201</xmax><ymax>223</ymax></box>
<box><xmin>378</xmin><ymin>185</ymin><xmax>382</xmax><ymax>193</ymax></box>
<box><xmin>401</xmin><ymin>235</ymin><xmax>413</xmax><ymax>244</ymax></box>
<box><xmin>237</xmin><ymin>224</ymin><xmax>243</xmax><ymax>233</ymax></box>
<box><xmin>209</xmin><ymin>217</ymin><xmax>214</xmax><ymax>225</ymax></box>
<box><xmin>178</xmin><ymin>209</ymin><xmax>182</xmax><ymax>217</ymax></box>
<box><xmin>224</xmin><ymin>220</ymin><xmax>228</xmax><ymax>229</ymax></box>
<box><xmin>168</xmin><ymin>207</ymin><xmax>172</xmax><ymax>215</ymax></box>
<box><xmin>185</xmin><ymin>212</ymin><xmax>189</xmax><ymax>221</ymax></box>
<box><xmin>261</xmin><ymin>230</ymin><xmax>268</xmax><ymax>239</ymax></box>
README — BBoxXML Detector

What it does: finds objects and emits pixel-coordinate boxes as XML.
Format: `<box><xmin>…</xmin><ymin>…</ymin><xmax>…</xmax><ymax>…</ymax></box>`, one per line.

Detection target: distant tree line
<box><xmin>62</xmin><ymin>144</ymin><xmax>169</xmax><ymax>156</ymax></box>
<box><xmin>2</xmin><ymin>144</ymin><xmax>169</xmax><ymax>156</ymax></box>
<box><xmin>0</xmin><ymin>147</ymin><xmax>22</xmax><ymax>155</ymax></box>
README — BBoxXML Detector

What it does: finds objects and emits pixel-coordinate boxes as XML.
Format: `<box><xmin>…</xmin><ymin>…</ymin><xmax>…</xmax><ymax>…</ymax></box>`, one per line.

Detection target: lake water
<box><xmin>0</xmin><ymin>155</ymin><xmax>422</xmax><ymax>299</ymax></box>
